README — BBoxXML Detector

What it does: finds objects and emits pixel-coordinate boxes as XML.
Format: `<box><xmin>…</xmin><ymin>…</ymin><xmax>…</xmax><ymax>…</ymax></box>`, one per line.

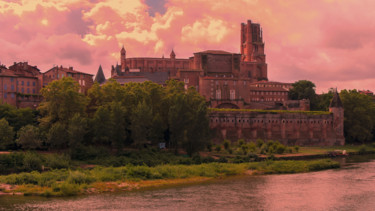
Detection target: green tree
<box><xmin>130</xmin><ymin>101</ymin><xmax>153</xmax><ymax>147</ymax></box>
<box><xmin>39</xmin><ymin>77</ymin><xmax>88</xmax><ymax>128</ymax></box>
<box><xmin>0</xmin><ymin>104</ymin><xmax>37</xmax><ymax>131</ymax></box>
<box><xmin>0</xmin><ymin>118</ymin><xmax>15</xmax><ymax>150</ymax></box>
<box><xmin>16</xmin><ymin>125</ymin><xmax>42</xmax><ymax>150</ymax></box>
<box><xmin>340</xmin><ymin>90</ymin><xmax>375</xmax><ymax>143</ymax></box>
<box><xmin>92</xmin><ymin>105</ymin><xmax>112</xmax><ymax>145</ymax></box>
<box><xmin>168</xmin><ymin>94</ymin><xmax>189</xmax><ymax>153</ymax></box>
<box><xmin>67</xmin><ymin>114</ymin><xmax>87</xmax><ymax>148</ymax></box>
<box><xmin>109</xmin><ymin>102</ymin><xmax>128</xmax><ymax>148</ymax></box>
<box><xmin>289</xmin><ymin>80</ymin><xmax>318</xmax><ymax>110</ymax></box>
<box><xmin>315</xmin><ymin>89</ymin><xmax>334</xmax><ymax>111</ymax></box>
<box><xmin>47</xmin><ymin>122</ymin><xmax>67</xmax><ymax>149</ymax></box>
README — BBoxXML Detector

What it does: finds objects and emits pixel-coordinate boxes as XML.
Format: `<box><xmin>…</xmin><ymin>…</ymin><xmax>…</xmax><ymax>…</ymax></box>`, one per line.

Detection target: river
<box><xmin>1</xmin><ymin>155</ymin><xmax>375</xmax><ymax>211</ymax></box>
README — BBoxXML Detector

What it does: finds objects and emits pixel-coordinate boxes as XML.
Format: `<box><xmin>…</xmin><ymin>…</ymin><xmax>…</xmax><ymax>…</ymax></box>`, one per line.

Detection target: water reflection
<box><xmin>1</xmin><ymin>155</ymin><xmax>375</xmax><ymax>211</ymax></box>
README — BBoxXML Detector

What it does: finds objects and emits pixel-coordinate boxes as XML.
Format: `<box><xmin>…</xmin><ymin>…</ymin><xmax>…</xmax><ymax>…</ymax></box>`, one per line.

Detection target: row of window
<box><xmin>253</xmin><ymin>84</ymin><xmax>290</xmax><ymax>88</ymax></box>
<box><xmin>4</xmin><ymin>85</ymin><xmax>36</xmax><ymax>94</ymax></box>
<box><xmin>251</xmin><ymin>91</ymin><xmax>287</xmax><ymax>96</ymax></box>
<box><xmin>251</xmin><ymin>98</ymin><xmax>285</xmax><ymax>102</ymax></box>
<box><xmin>3</xmin><ymin>93</ymin><xmax>15</xmax><ymax>99</ymax></box>
<box><xmin>5</xmin><ymin>81</ymin><xmax>36</xmax><ymax>87</ymax></box>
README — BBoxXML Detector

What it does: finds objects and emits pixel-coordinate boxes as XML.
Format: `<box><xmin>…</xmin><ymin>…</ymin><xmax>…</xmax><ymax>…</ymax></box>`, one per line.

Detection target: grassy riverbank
<box><xmin>0</xmin><ymin>159</ymin><xmax>339</xmax><ymax>197</ymax></box>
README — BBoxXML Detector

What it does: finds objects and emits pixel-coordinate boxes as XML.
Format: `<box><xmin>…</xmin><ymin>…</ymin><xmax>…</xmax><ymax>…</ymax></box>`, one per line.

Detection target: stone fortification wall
<box><xmin>209</xmin><ymin>110</ymin><xmax>345</xmax><ymax>146</ymax></box>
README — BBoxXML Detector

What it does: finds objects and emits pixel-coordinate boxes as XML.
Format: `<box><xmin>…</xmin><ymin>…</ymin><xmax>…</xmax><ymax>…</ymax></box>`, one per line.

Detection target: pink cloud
<box><xmin>0</xmin><ymin>0</ymin><xmax>374</xmax><ymax>93</ymax></box>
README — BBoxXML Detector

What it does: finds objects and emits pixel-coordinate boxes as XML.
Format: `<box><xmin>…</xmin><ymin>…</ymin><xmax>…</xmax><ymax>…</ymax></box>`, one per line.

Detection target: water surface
<box><xmin>1</xmin><ymin>155</ymin><xmax>375</xmax><ymax>211</ymax></box>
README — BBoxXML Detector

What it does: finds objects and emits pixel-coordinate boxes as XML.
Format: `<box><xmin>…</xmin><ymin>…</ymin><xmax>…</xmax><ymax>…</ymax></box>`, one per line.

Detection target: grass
<box><xmin>298</xmin><ymin>145</ymin><xmax>375</xmax><ymax>155</ymax></box>
<box><xmin>0</xmin><ymin>159</ymin><xmax>339</xmax><ymax>197</ymax></box>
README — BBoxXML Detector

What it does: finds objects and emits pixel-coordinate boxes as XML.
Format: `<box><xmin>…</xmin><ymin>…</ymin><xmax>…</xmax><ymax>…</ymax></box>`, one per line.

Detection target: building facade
<box><xmin>43</xmin><ymin>66</ymin><xmax>94</xmax><ymax>94</ymax></box>
<box><xmin>210</xmin><ymin>92</ymin><xmax>345</xmax><ymax>146</ymax></box>
<box><xmin>0</xmin><ymin>63</ymin><xmax>93</xmax><ymax>108</ymax></box>
<box><xmin>97</xmin><ymin>20</ymin><xmax>303</xmax><ymax>111</ymax></box>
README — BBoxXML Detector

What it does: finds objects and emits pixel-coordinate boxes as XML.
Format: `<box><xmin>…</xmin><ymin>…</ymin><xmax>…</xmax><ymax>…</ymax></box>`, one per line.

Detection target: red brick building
<box><xmin>0</xmin><ymin>62</ymin><xmax>42</xmax><ymax>108</ymax></box>
<box><xmin>97</xmin><ymin>19</ymin><xmax>299</xmax><ymax>110</ymax></box>
<box><xmin>0</xmin><ymin>63</ymin><xmax>94</xmax><ymax>108</ymax></box>
<box><xmin>43</xmin><ymin>66</ymin><xmax>94</xmax><ymax>94</ymax></box>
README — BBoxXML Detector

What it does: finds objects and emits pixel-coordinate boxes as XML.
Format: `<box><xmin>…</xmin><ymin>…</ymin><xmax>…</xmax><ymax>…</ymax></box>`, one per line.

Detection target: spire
<box><xmin>121</xmin><ymin>45</ymin><xmax>126</xmax><ymax>54</ymax></box>
<box><xmin>329</xmin><ymin>89</ymin><xmax>343</xmax><ymax>108</ymax></box>
<box><xmin>94</xmin><ymin>65</ymin><xmax>106</xmax><ymax>84</ymax></box>
<box><xmin>170</xmin><ymin>49</ymin><xmax>176</xmax><ymax>59</ymax></box>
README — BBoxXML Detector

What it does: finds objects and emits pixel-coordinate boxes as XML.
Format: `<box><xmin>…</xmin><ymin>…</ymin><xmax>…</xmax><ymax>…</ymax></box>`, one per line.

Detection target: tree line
<box><xmin>289</xmin><ymin>80</ymin><xmax>375</xmax><ymax>144</ymax></box>
<box><xmin>0</xmin><ymin>78</ymin><xmax>210</xmax><ymax>156</ymax></box>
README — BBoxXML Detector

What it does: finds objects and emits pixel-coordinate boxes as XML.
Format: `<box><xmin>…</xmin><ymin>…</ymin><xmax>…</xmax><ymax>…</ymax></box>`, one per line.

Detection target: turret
<box><xmin>329</xmin><ymin>90</ymin><xmax>345</xmax><ymax>145</ymax></box>
<box><xmin>170</xmin><ymin>49</ymin><xmax>176</xmax><ymax>59</ymax></box>
<box><xmin>121</xmin><ymin>45</ymin><xmax>126</xmax><ymax>72</ymax></box>
<box><xmin>94</xmin><ymin>65</ymin><xmax>106</xmax><ymax>84</ymax></box>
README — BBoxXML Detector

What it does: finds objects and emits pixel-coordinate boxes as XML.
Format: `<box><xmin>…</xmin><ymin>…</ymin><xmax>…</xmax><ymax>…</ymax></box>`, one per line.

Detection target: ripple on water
<box><xmin>1</xmin><ymin>158</ymin><xmax>375</xmax><ymax>211</ymax></box>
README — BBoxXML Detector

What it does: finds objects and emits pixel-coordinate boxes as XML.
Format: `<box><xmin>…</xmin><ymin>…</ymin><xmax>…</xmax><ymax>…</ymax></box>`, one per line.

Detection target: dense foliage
<box><xmin>340</xmin><ymin>90</ymin><xmax>375</xmax><ymax>143</ymax></box>
<box><xmin>0</xmin><ymin>77</ymin><xmax>210</xmax><ymax>156</ymax></box>
<box><xmin>289</xmin><ymin>80</ymin><xmax>375</xmax><ymax>144</ymax></box>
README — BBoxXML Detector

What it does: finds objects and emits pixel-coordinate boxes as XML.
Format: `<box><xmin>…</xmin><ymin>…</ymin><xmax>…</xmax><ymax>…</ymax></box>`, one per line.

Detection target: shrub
<box><xmin>218</xmin><ymin>156</ymin><xmax>228</xmax><ymax>163</ymax></box>
<box><xmin>237</xmin><ymin>139</ymin><xmax>245</xmax><ymax>147</ymax></box>
<box><xmin>259</xmin><ymin>144</ymin><xmax>267</xmax><ymax>154</ymax></box>
<box><xmin>227</xmin><ymin>148</ymin><xmax>233</xmax><ymax>154</ymax></box>
<box><xmin>45</xmin><ymin>154</ymin><xmax>70</xmax><ymax>169</ymax></box>
<box><xmin>223</xmin><ymin>140</ymin><xmax>231</xmax><ymax>150</ymax></box>
<box><xmin>248</xmin><ymin>142</ymin><xmax>257</xmax><ymax>153</ymax></box>
<box><xmin>294</xmin><ymin>145</ymin><xmax>300</xmax><ymax>153</ymax></box>
<box><xmin>67</xmin><ymin>171</ymin><xmax>95</xmax><ymax>185</ymax></box>
<box><xmin>23</xmin><ymin>152</ymin><xmax>42</xmax><ymax>172</ymax></box>
<box><xmin>201</xmin><ymin>156</ymin><xmax>215</xmax><ymax>163</ymax></box>
<box><xmin>241</xmin><ymin>144</ymin><xmax>249</xmax><ymax>155</ymax></box>
<box><xmin>215</xmin><ymin>145</ymin><xmax>221</xmax><ymax>152</ymax></box>
<box><xmin>16</xmin><ymin>125</ymin><xmax>42</xmax><ymax>150</ymax></box>
<box><xmin>59</xmin><ymin>182</ymin><xmax>80</xmax><ymax>196</ymax></box>
<box><xmin>256</xmin><ymin>139</ymin><xmax>264</xmax><ymax>148</ymax></box>
<box><xmin>276</xmin><ymin>144</ymin><xmax>286</xmax><ymax>154</ymax></box>
<box><xmin>70</xmin><ymin>145</ymin><xmax>110</xmax><ymax>160</ymax></box>
<box><xmin>192</xmin><ymin>154</ymin><xmax>202</xmax><ymax>164</ymax></box>
<box><xmin>358</xmin><ymin>145</ymin><xmax>367</xmax><ymax>154</ymax></box>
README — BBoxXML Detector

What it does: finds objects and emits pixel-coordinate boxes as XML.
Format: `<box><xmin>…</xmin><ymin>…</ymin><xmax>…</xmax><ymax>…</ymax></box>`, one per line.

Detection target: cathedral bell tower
<box><xmin>121</xmin><ymin>45</ymin><xmax>126</xmax><ymax>72</ymax></box>
<box><xmin>240</xmin><ymin>20</ymin><xmax>266</xmax><ymax>63</ymax></box>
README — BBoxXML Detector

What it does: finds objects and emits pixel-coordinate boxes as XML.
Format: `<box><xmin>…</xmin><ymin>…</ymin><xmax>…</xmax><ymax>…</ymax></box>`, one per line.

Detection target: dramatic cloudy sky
<box><xmin>0</xmin><ymin>0</ymin><xmax>374</xmax><ymax>92</ymax></box>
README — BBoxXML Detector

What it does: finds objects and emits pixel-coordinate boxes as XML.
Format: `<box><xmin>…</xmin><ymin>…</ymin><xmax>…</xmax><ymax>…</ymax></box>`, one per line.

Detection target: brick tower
<box><xmin>329</xmin><ymin>90</ymin><xmax>345</xmax><ymax>145</ymax></box>
<box><xmin>120</xmin><ymin>45</ymin><xmax>126</xmax><ymax>72</ymax></box>
<box><xmin>240</xmin><ymin>20</ymin><xmax>266</xmax><ymax>63</ymax></box>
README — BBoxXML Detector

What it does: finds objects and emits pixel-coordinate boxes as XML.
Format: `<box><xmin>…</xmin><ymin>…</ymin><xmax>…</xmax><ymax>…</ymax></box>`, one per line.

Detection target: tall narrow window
<box><xmin>216</xmin><ymin>89</ymin><xmax>221</xmax><ymax>100</ymax></box>
<box><xmin>230</xmin><ymin>90</ymin><xmax>235</xmax><ymax>100</ymax></box>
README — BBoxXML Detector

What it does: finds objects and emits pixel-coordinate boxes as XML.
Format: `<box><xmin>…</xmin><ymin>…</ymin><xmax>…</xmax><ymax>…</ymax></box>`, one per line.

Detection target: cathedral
<box><xmin>95</xmin><ymin>20</ymin><xmax>308</xmax><ymax>110</ymax></box>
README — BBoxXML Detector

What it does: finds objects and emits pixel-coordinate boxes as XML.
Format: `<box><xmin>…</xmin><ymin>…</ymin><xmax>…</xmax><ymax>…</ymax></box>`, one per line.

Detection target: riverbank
<box><xmin>0</xmin><ymin>159</ymin><xmax>339</xmax><ymax>197</ymax></box>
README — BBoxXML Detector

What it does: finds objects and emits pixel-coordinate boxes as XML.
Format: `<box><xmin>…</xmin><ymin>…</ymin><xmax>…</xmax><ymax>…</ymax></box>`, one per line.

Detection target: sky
<box><xmin>0</xmin><ymin>0</ymin><xmax>374</xmax><ymax>93</ymax></box>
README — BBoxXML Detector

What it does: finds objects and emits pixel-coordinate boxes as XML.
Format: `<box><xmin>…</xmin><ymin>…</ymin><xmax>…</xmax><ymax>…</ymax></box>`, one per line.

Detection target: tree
<box><xmin>39</xmin><ymin>77</ymin><xmax>88</xmax><ymax>128</ymax></box>
<box><xmin>67</xmin><ymin>114</ymin><xmax>87</xmax><ymax>148</ymax></box>
<box><xmin>92</xmin><ymin>105</ymin><xmax>112</xmax><ymax>145</ymax></box>
<box><xmin>109</xmin><ymin>102</ymin><xmax>128</xmax><ymax>148</ymax></box>
<box><xmin>340</xmin><ymin>90</ymin><xmax>375</xmax><ymax>143</ymax></box>
<box><xmin>0</xmin><ymin>104</ymin><xmax>37</xmax><ymax>131</ymax></box>
<box><xmin>130</xmin><ymin>101</ymin><xmax>153</xmax><ymax>147</ymax></box>
<box><xmin>289</xmin><ymin>80</ymin><xmax>318</xmax><ymax>110</ymax></box>
<box><xmin>315</xmin><ymin>90</ymin><xmax>334</xmax><ymax>111</ymax></box>
<box><xmin>0</xmin><ymin>118</ymin><xmax>15</xmax><ymax>150</ymax></box>
<box><xmin>47</xmin><ymin>122</ymin><xmax>67</xmax><ymax>149</ymax></box>
<box><xmin>16</xmin><ymin>125</ymin><xmax>42</xmax><ymax>150</ymax></box>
